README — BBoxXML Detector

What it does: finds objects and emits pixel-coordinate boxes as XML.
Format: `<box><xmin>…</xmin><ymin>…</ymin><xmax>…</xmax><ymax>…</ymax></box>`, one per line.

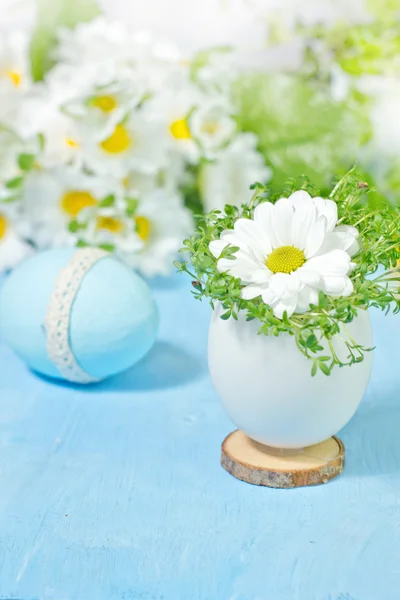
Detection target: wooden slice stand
<box><xmin>221</xmin><ymin>430</ymin><xmax>345</xmax><ymax>488</ymax></box>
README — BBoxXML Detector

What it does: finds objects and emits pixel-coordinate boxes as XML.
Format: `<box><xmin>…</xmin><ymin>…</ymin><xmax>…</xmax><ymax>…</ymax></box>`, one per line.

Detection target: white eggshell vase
<box><xmin>209</xmin><ymin>304</ymin><xmax>373</xmax><ymax>450</ymax></box>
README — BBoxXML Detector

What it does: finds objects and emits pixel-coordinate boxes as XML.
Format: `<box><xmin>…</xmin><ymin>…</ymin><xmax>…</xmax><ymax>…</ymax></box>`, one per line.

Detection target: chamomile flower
<box><xmin>210</xmin><ymin>190</ymin><xmax>359</xmax><ymax>319</ymax></box>
<box><xmin>122</xmin><ymin>189</ymin><xmax>193</xmax><ymax>276</ymax></box>
<box><xmin>0</xmin><ymin>201</ymin><xmax>32</xmax><ymax>272</ymax></box>
<box><xmin>0</xmin><ymin>30</ymin><xmax>32</xmax><ymax>123</ymax></box>
<box><xmin>22</xmin><ymin>168</ymin><xmax>124</xmax><ymax>249</ymax></box>
<box><xmin>80</xmin><ymin>108</ymin><xmax>168</xmax><ymax>178</ymax></box>
<box><xmin>189</xmin><ymin>99</ymin><xmax>236</xmax><ymax>158</ymax></box>
<box><xmin>55</xmin><ymin>18</ymin><xmax>182</xmax><ymax>94</ymax></box>
<box><xmin>76</xmin><ymin>202</ymin><xmax>141</xmax><ymax>255</ymax></box>
<box><xmin>200</xmin><ymin>133</ymin><xmax>271</xmax><ymax>211</ymax></box>
<box><xmin>147</xmin><ymin>85</ymin><xmax>203</xmax><ymax>162</ymax></box>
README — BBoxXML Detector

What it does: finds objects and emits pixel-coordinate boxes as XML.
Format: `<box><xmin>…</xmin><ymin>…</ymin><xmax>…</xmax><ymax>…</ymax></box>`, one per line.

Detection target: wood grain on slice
<box><xmin>221</xmin><ymin>430</ymin><xmax>344</xmax><ymax>488</ymax></box>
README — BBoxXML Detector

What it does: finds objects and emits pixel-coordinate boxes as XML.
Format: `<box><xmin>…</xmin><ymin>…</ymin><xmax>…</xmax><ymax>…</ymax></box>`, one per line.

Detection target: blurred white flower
<box><xmin>0</xmin><ymin>30</ymin><xmax>32</xmax><ymax>123</ymax></box>
<box><xmin>81</xmin><ymin>108</ymin><xmax>168</xmax><ymax>178</ymax></box>
<box><xmin>199</xmin><ymin>133</ymin><xmax>271</xmax><ymax>212</ymax></box>
<box><xmin>55</xmin><ymin>17</ymin><xmax>182</xmax><ymax>93</ymax></box>
<box><xmin>0</xmin><ymin>201</ymin><xmax>32</xmax><ymax>272</ymax></box>
<box><xmin>122</xmin><ymin>189</ymin><xmax>193</xmax><ymax>276</ymax></box>
<box><xmin>22</xmin><ymin>167</ymin><xmax>124</xmax><ymax>249</ymax></box>
<box><xmin>147</xmin><ymin>85</ymin><xmax>204</xmax><ymax>162</ymax></box>
<box><xmin>76</xmin><ymin>202</ymin><xmax>141</xmax><ymax>255</ymax></box>
<box><xmin>189</xmin><ymin>99</ymin><xmax>236</xmax><ymax>158</ymax></box>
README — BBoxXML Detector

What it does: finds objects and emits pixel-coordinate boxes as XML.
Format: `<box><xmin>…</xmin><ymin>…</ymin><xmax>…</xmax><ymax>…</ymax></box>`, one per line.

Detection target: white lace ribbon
<box><xmin>45</xmin><ymin>248</ymin><xmax>109</xmax><ymax>383</ymax></box>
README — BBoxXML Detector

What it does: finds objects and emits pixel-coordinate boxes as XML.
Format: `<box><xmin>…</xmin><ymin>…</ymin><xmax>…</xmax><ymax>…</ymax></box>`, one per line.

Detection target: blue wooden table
<box><xmin>0</xmin><ymin>274</ymin><xmax>399</xmax><ymax>600</ymax></box>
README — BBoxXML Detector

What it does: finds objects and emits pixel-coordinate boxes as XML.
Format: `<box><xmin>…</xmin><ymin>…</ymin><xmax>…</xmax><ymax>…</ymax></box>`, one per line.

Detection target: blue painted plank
<box><xmin>0</xmin><ymin>274</ymin><xmax>399</xmax><ymax>600</ymax></box>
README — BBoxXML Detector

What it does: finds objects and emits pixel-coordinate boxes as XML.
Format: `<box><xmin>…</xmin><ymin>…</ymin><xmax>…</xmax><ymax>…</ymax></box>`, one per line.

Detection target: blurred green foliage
<box><xmin>30</xmin><ymin>0</ymin><xmax>100</xmax><ymax>81</ymax></box>
<box><xmin>234</xmin><ymin>73</ymin><xmax>371</xmax><ymax>194</ymax></box>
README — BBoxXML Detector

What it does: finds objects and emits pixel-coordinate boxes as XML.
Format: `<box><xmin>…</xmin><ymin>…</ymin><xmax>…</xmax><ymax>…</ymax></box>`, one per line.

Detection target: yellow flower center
<box><xmin>0</xmin><ymin>214</ymin><xmax>8</xmax><ymax>240</ymax></box>
<box><xmin>201</xmin><ymin>121</ymin><xmax>220</xmax><ymax>135</ymax></box>
<box><xmin>65</xmin><ymin>137</ymin><xmax>80</xmax><ymax>149</ymax></box>
<box><xmin>169</xmin><ymin>118</ymin><xmax>191</xmax><ymax>140</ymax></box>
<box><xmin>266</xmin><ymin>246</ymin><xmax>306</xmax><ymax>274</ymax></box>
<box><xmin>92</xmin><ymin>95</ymin><xmax>118</xmax><ymax>113</ymax></box>
<box><xmin>100</xmin><ymin>124</ymin><xmax>131</xmax><ymax>154</ymax></box>
<box><xmin>135</xmin><ymin>215</ymin><xmax>151</xmax><ymax>241</ymax></box>
<box><xmin>61</xmin><ymin>191</ymin><xmax>97</xmax><ymax>218</ymax></box>
<box><xmin>6</xmin><ymin>70</ymin><xmax>22</xmax><ymax>87</ymax></box>
<box><xmin>96</xmin><ymin>216</ymin><xmax>124</xmax><ymax>233</ymax></box>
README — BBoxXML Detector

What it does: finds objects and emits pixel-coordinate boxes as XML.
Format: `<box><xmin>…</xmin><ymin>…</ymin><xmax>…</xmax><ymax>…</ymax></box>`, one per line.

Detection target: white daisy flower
<box><xmin>210</xmin><ymin>190</ymin><xmax>359</xmax><ymax>319</ymax></box>
<box><xmin>80</xmin><ymin>108</ymin><xmax>168</xmax><ymax>178</ymax></box>
<box><xmin>22</xmin><ymin>168</ymin><xmax>124</xmax><ymax>249</ymax></box>
<box><xmin>200</xmin><ymin>133</ymin><xmax>271</xmax><ymax>212</ymax></box>
<box><xmin>147</xmin><ymin>85</ymin><xmax>204</xmax><ymax>162</ymax></box>
<box><xmin>189</xmin><ymin>98</ymin><xmax>236</xmax><ymax>158</ymax></box>
<box><xmin>45</xmin><ymin>62</ymin><xmax>144</xmax><ymax>125</ymax></box>
<box><xmin>55</xmin><ymin>18</ymin><xmax>182</xmax><ymax>94</ymax></box>
<box><xmin>0</xmin><ymin>201</ymin><xmax>33</xmax><ymax>273</ymax></box>
<box><xmin>122</xmin><ymin>188</ymin><xmax>193</xmax><ymax>276</ymax></box>
<box><xmin>76</xmin><ymin>202</ymin><xmax>141</xmax><ymax>255</ymax></box>
<box><xmin>0</xmin><ymin>30</ymin><xmax>32</xmax><ymax>123</ymax></box>
<box><xmin>17</xmin><ymin>91</ymin><xmax>82</xmax><ymax>168</ymax></box>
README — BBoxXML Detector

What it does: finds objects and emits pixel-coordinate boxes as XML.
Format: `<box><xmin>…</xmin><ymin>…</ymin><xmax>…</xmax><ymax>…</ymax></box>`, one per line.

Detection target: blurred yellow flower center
<box><xmin>100</xmin><ymin>124</ymin><xmax>131</xmax><ymax>154</ymax></box>
<box><xmin>6</xmin><ymin>70</ymin><xmax>21</xmax><ymax>87</ymax></box>
<box><xmin>65</xmin><ymin>137</ymin><xmax>79</xmax><ymax>149</ymax></box>
<box><xmin>201</xmin><ymin>121</ymin><xmax>220</xmax><ymax>135</ymax></box>
<box><xmin>0</xmin><ymin>214</ymin><xmax>8</xmax><ymax>240</ymax></box>
<box><xmin>61</xmin><ymin>191</ymin><xmax>97</xmax><ymax>217</ymax></box>
<box><xmin>170</xmin><ymin>118</ymin><xmax>191</xmax><ymax>140</ymax></box>
<box><xmin>92</xmin><ymin>95</ymin><xmax>118</xmax><ymax>113</ymax></box>
<box><xmin>96</xmin><ymin>216</ymin><xmax>124</xmax><ymax>233</ymax></box>
<box><xmin>135</xmin><ymin>215</ymin><xmax>151</xmax><ymax>241</ymax></box>
<box><xmin>267</xmin><ymin>246</ymin><xmax>305</xmax><ymax>274</ymax></box>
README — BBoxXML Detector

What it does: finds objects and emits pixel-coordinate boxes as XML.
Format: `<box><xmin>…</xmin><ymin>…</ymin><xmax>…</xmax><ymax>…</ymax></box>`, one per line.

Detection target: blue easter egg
<box><xmin>0</xmin><ymin>248</ymin><xmax>159</xmax><ymax>383</ymax></box>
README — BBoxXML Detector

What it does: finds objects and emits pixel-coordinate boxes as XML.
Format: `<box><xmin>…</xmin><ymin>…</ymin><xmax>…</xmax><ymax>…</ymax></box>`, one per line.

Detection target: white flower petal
<box><xmin>250</xmin><ymin>267</ymin><xmax>272</xmax><ymax>284</ymax></box>
<box><xmin>306</xmin><ymin>249</ymin><xmax>352</xmax><ymax>277</ymax></box>
<box><xmin>297</xmin><ymin>266</ymin><xmax>321</xmax><ymax>287</ymax></box>
<box><xmin>218</xmin><ymin>250</ymin><xmax>260</xmax><ymax>282</ymax></box>
<box><xmin>289</xmin><ymin>190</ymin><xmax>312</xmax><ymax>207</ymax></box>
<box><xmin>313</xmin><ymin>197</ymin><xmax>338</xmax><ymax>232</ymax></box>
<box><xmin>304</xmin><ymin>217</ymin><xmax>327</xmax><ymax>258</ymax></box>
<box><xmin>322</xmin><ymin>276</ymin><xmax>353</xmax><ymax>296</ymax></box>
<box><xmin>272</xmin><ymin>295</ymin><xmax>298</xmax><ymax>319</ymax></box>
<box><xmin>242</xmin><ymin>284</ymin><xmax>265</xmax><ymax>300</ymax></box>
<box><xmin>233</xmin><ymin>218</ymin><xmax>271</xmax><ymax>259</ymax></box>
<box><xmin>253</xmin><ymin>202</ymin><xmax>279</xmax><ymax>247</ymax></box>
<box><xmin>296</xmin><ymin>286</ymin><xmax>319</xmax><ymax>312</ymax></box>
<box><xmin>291</xmin><ymin>196</ymin><xmax>316</xmax><ymax>250</ymax></box>
<box><xmin>272</xmin><ymin>198</ymin><xmax>294</xmax><ymax>246</ymax></box>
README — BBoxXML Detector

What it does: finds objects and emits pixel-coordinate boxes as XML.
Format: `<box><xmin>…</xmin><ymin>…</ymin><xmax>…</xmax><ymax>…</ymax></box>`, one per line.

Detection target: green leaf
<box><xmin>99</xmin><ymin>194</ymin><xmax>115</xmax><ymax>208</ymax></box>
<box><xmin>18</xmin><ymin>154</ymin><xmax>35</xmax><ymax>171</ymax></box>
<box><xmin>68</xmin><ymin>220</ymin><xmax>80</xmax><ymax>233</ymax></box>
<box><xmin>126</xmin><ymin>197</ymin><xmax>139</xmax><ymax>216</ymax></box>
<box><xmin>318</xmin><ymin>291</ymin><xmax>328</xmax><ymax>308</ymax></box>
<box><xmin>220</xmin><ymin>310</ymin><xmax>231</xmax><ymax>320</ymax></box>
<box><xmin>76</xmin><ymin>239</ymin><xmax>88</xmax><ymax>247</ymax></box>
<box><xmin>98</xmin><ymin>243</ymin><xmax>114</xmax><ymax>252</ymax></box>
<box><xmin>311</xmin><ymin>362</ymin><xmax>318</xmax><ymax>377</ymax></box>
<box><xmin>305</xmin><ymin>334</ymin><xmax>318</xmax><ymax>348</ymax></box>
<box><xmin>5</xmin><ymin>176</ymin><xmax>24</xmax><ymax>189</ymax></box>
<box><xmin>30</xmin><ymin>0</ymin><xmax>101</xmax><ymax>81</ymax></box>
<box><xmin>319</xmin><ymin>362</ymin><xmax>331</xmax><ymax>376</ymax></box>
